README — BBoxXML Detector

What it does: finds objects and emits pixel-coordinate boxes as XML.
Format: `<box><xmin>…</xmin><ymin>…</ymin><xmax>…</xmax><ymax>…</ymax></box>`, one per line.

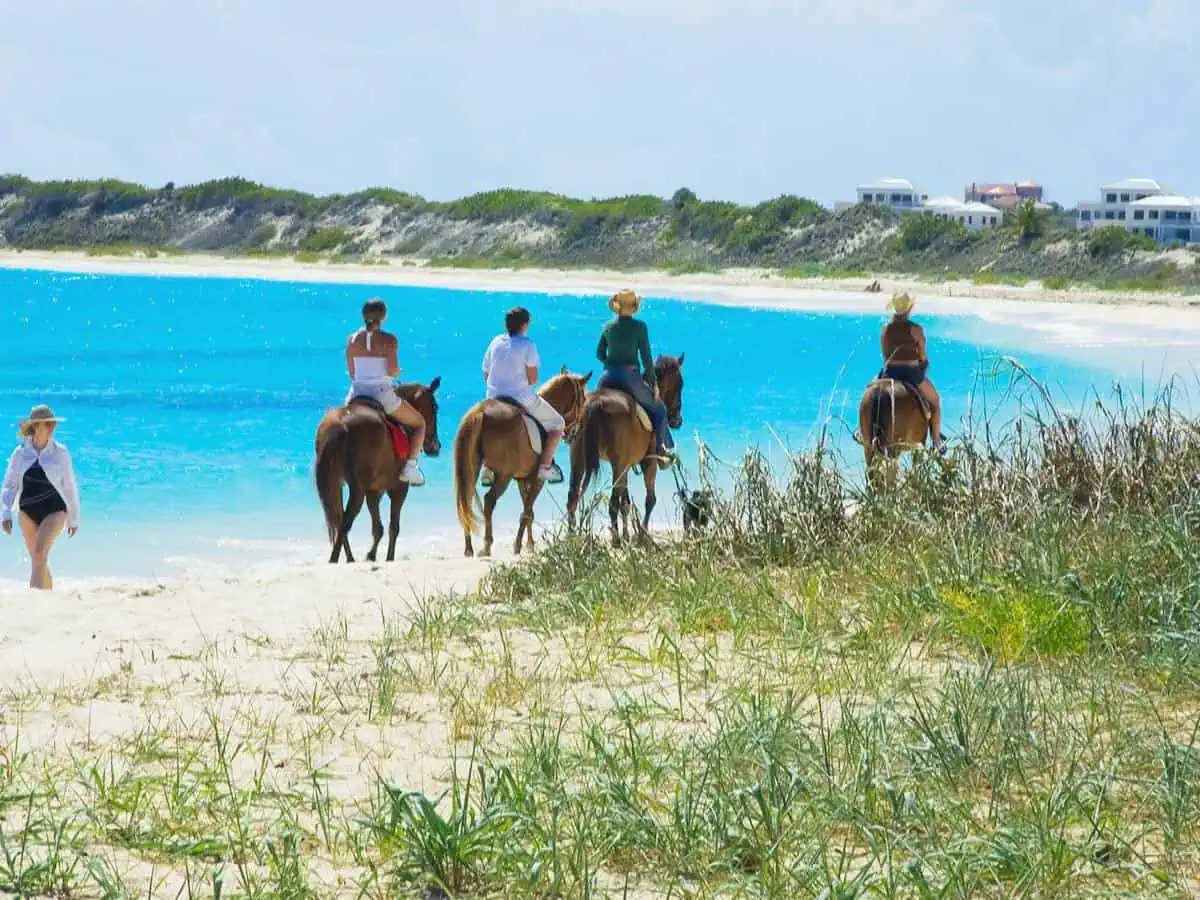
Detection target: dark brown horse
<box><xmin>315</xmin><ymin>378</ymin><xmax>442</xmax><ymax>563</ymax></box>
<box><xmin>454</xmin><ymin>369</ymin><xmax>591</xmax><ymax>557</ymax></box>
<box><xmin>567</xmin><ymin>355</ymin><xmax>685</xmax><ymax>544</ymax></box>
<box><xmin>857</xmin><ymin>378</ymin><xmax>930</xmax><ymax>490</ymax></box>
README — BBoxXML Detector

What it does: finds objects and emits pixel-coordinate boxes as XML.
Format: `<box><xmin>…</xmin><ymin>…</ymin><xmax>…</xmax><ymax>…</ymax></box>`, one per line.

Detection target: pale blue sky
<box><xmin>0</xmin><ymin>0</ymin><xmax>1195</xmax><ymax>206</ymax></box>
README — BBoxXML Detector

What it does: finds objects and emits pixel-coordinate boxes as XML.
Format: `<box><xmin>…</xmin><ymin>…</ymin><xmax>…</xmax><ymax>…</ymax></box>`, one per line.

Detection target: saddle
<box><xmin>347</xmin><ymin>397</ymin><xmax>411</xmax><ymax>461</ymax></box>
<box><xmin>485</xmin><ymin>396</ymin><xmax>549</xmax><ymax>456</ymax></box>
<box><xmin>594</xmin><ymin>389</ymin><xmax>654</xmax><ymax>433</ymax></box>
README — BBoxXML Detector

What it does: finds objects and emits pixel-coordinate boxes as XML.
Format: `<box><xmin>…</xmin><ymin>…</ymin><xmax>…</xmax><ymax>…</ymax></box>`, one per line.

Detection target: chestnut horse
<box><xmin>857</xmin><ymin>377</ymin><xmax>930</xmax><ymax>490</ymax></box>
<box><xmin>454</xmin><ymin>369</ymin><xmax>592</xmax><ymax>557</ymax></box>
<box><xmin>315</xmin><ymin>378</ymin><xmax>441</xmax><ymax>563</ymax></box>
<box><xmin>567</xmin><ymin>355</ymin><xmax>685</xmax><ymax>544</ymax></box>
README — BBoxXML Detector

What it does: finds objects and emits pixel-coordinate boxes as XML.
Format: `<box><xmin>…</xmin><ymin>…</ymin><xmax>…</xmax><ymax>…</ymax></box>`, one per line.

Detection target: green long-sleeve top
<box><xmin>597</xmin><ymin>316</ymin><xmax>655</xmax><ymax>385</ymax></box>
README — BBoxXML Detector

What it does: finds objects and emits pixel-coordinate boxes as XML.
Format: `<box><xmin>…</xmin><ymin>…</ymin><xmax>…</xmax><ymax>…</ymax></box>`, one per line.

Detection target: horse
<box><xmin>314</xmin><ymin>378</ymin><xmax>442</xmax><ymax>563</ymax></box>
<box><xmin>453</xmin><ymin>369</ymin><xmax>592</xmax><ymax>558</ymax></box>
<box><xmin>566</xmin><ymin>354</ymin><xmax>685</xmax><ymax>544</ymax></box>
<box><xmin>857</xmin><ymin>377</ymin><xmax>931</xmax><ymax>490</ymax></box>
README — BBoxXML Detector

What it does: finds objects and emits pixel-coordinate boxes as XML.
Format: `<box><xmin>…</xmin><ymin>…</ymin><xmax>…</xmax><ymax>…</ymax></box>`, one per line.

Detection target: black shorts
<box><xmin>879</xmin><ymin>363</ymin><xmax>926</xmax><ymax>388</ymax></box>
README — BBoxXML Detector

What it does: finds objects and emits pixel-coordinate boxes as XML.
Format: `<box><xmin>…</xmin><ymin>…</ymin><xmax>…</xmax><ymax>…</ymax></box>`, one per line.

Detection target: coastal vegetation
<box><xmin>3</xmin><ymin>377</ymin><xmax>1200</xmax><ymax>896</ymax></box>
<box><xmin>3</xmin><ymin>174</ymin><xmax>1198</xmax><ymax>293</ymax></box>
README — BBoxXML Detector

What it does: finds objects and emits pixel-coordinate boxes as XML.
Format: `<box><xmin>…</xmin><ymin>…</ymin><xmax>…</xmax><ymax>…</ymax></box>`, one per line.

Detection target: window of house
<box><xmin>1165</xmin><ymin>210</ymin><xmax>1177</xmax><ymax>220</ymax></box>
<box><xmin>1150</xmin><ymin>210</ymin><xmax>1160</xmax><ymax>219</ymax></box>
<box><xmin>1181</xmin><ymin>212</ymin><xmax>1192</xmax><ymax>222</ymax></box>
<box><xmin>1120</xmin><ymin>193</ymin><xmax>1131</xmax><ymax>202</ymax></box>
<box><xmin>990</xmin><ymin>216</ymin><xmax>997</xmax><ymax>225</ymax></box>
<box><xmin>1104</xmin><ymin>211</ymin><xmax>1115</xmax><ymax>219</ymax></box>
<box><xmin>876</xmin><ymin>194</ymin><xmax>885</xmax><ymax>202</ymax></box>
<box><xmin>1133</xmin><ymin>210</ymin><xmax>1145</xmax><ymax>220</ymax></box>
<box><xmin>1117</xmin><ymin>211</ymin><xmax>1126</xmax><ymax>220</ymax></box>
<box><xmin>1145</xmin><ymin>228</ymin><xmax>1155</xmax><ymax>238</ymax></box>
<box><xmin>1176</xmin><ymin>229</ymin><xmax>1190</xmax><ymax>241</ymax></box>
<box><xmin>968</xmin><ymin>216</ymin><xmax>974</xmax><ymax>225</ymax></box>
<box><xmin>1080</xmin><ymin>210</ymin><xmax>1092</xmax><ymax>221</ymax></box>
<box><xmin>1106</xmin><ymin>193</ymin><xmax>1117</xmax><ymax>203</ymax></box>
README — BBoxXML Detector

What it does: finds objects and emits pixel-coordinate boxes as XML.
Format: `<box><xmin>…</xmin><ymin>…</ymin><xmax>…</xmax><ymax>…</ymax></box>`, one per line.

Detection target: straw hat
<box><xmin>886</xmin><ymin>292</ymin><xmax>915</xmax><ymax>316</ymax></box>
<box><xmin>609</xmin><ymin>289</ymin><xmax>642</xmax><ymax>315</ymax></box>
<box><xmin>19</xmin><ymin>404</ymin><xmax>65</xmax><ymax>436</ymax></box>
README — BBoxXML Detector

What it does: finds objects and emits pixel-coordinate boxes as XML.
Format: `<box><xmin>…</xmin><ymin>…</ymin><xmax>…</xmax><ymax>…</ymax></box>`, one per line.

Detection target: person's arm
<box><xmin>0</xmin><ymin>448</ymin><xmax>19</xmax><ymax>527</ymax></box>
<box><xmin>525</xmin><ymin>341</ymin><xmax>540</xmax><ymax>386</ymax></box>
<box><xmin>638</xmin><ymin>322</ymin><xmax>656</xmax><ymax>386</ymax></box>
<box><xmin>482</xmin><ymin>342</ymin><xmax>493</xmax><ymax>383</ymax></box>
<box><xmin>60</xmin><ymin>447</ymin><xmax>80</xmax><ymax>533</ymax></box>
<box><xmin>596</xmin><ymin>330</ymin><xmax>609</xmax><ymax>365</ymax></box>
<box><xmin>345</xmin><ymin>334</ymin><xmax>357</xmax><ymax>381</ymax></box>
<box><xmin>880</xmin><ymin>327</ymin><xmax>889</xmax><ymax>362</ymax></box>
<box><xmin>385</xmin><ymin>334</ymin><xmax>400</xmax><ymax>379</ymax></box>
<box><xmin>913</xmin><ymin>324</ymin><xmax>928</xmax><ymax>363</ymax></box>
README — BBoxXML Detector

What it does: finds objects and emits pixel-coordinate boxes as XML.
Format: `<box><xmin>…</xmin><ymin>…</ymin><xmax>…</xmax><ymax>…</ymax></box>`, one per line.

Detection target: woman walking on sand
<box><xmin>1</xmin><ymin>405</ymin><xmax>81</xmax><ymax>589</ymax></box>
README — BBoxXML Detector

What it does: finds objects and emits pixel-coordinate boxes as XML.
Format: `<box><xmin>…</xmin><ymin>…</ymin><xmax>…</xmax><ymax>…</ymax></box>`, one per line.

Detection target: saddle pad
<box><xmin>348</xmin><ymin>397</ymin><xmax>411</xmax><ymax>459</ymax></box>
<box><xmin>486</xmin><ymin>397</ymin><xmax>544</xmax><ymax>456</ymax></box>
<box><xmin>597</xmin><ymin>389</ymin><xmax>653</xmax><ymax>432</ymax></box>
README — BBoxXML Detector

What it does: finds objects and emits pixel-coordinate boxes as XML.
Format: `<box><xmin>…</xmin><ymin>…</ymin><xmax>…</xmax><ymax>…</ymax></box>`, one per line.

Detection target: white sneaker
<box><xmin>537</xmin><ymin>463</ymin><xmax>564</xmax><ymax>483</ymax></box>
<box><xmin>480</xmin><ymin>467</ymin><xmax>495</xmax><ymax>487</ymax></box>
<box><xmin>399</xmin><ymin>460</ymin><xmax>425</xmax><ymax>486</ymax></box>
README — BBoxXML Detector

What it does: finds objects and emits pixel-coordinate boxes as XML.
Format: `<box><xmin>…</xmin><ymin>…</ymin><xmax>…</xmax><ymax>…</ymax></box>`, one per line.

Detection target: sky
<box><xmin>0</xmin><ymin>0</ymin><xmax>1196</xmax><ymax>207</ymax></box>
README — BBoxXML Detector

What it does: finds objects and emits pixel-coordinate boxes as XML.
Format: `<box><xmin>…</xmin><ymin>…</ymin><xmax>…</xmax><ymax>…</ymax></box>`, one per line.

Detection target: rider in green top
<box><xmin>596</xmin><ymin>290</ymin><xmax>675</xmax><ymax>459</ymax></box>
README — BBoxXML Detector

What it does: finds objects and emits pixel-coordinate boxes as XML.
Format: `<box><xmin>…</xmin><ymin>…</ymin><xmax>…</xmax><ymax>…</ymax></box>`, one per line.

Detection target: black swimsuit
<box><xmin>19</xmin><ymin>461</ymin><xmax>67</xmax><ymax>525</ymax></box>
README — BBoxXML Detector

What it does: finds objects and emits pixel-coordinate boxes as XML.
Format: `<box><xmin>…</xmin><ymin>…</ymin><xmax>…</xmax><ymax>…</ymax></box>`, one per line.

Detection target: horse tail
<box><xmin>566</xmin><ymin>402</ymin><xmax>605</xmax><ymax>511</ymax></box>
<box><xmin>870</xmin><ymin>383</ymin><xmax>893</xmax><ymax>453</ymax></box>
<box><xmin>316</xmin><ymin>421</ymin><xmax>349</xmax><ymax>545</ymax></box>
<box><xmin>454</xmin><ymin>406</ymin><xmax>485</xmax><ymax>533</ymax></box>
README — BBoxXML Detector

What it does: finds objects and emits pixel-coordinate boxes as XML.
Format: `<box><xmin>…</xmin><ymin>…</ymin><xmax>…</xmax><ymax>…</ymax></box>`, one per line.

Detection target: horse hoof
<box><xmin>479</xmin><ymin>548</ymin><xmax>492</xmax><ymax>559</ymax></box>
<box><xmin>464</xmin><ymin>549</ymin><xmax>474</xmax><ymax>559</ymax></box>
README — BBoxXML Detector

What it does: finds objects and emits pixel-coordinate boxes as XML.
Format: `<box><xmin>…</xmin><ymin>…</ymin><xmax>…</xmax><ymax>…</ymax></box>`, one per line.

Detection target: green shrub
<box><xmin>1043</xmin><ymin>275</ymin><xmax>1071</xmax><ymax>290</ymax></box>
<box><xmin>894</xmin><ymin>214</ymin><xmax>968</xmax><ymax>253</ymax></box>
<box><xmin>1086</xmin><ymin>225</ymin><xmax>1156</xmax><ymax>258</ymax></box>
<box><xmin>299</xmin><ymin>227</ymin><xmax>351</xmax><ymax>253</ymax></box>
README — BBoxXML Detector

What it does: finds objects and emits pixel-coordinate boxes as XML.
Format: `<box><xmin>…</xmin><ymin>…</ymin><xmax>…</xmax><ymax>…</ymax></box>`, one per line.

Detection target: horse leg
<box><xmin>386</xmin><ymin>485</ymin><xmax>408</xmax><ymax>562</ymax></box>
<box><xmin>364</xmin><ymin>491</ymin><xmax>384</xmax><ymax>562</ymax></box>
<box><xmin>513</xmin><ymin>479</ymin><xmax>544</xmax><ymax>555</ymax></box>
<box><xmin>640</xmin><ymin>460</ymin><xmax>659</xmax><ymax>536</ymax></box>
<box><xmin>335</xmin><ymin>487</ymin><xmax>365</xmax><ymax>563</ymax></box>
<box><xmin>608</xmin><ymin>464</ymin><xmax>624</xmax><ymax>546</ymax></box>
<box><xmin>481</xmin><ymin>475</ymin><xmax>511</xmax><ymax>558</ymax></box>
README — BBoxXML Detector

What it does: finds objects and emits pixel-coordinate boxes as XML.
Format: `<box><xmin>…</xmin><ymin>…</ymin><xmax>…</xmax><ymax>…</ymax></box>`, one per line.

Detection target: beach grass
<box><xmin>3</xmin><ymin>374</ymin><xmax>1200</xmax><ymax>897</ymax></box>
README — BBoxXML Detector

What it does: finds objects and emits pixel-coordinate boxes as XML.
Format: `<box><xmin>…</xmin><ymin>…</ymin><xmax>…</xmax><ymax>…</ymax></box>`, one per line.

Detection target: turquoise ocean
<box><xmin>0</xmin><ymin>266</ymin><xmax>1194</xmax><ymax>582</ymax></box>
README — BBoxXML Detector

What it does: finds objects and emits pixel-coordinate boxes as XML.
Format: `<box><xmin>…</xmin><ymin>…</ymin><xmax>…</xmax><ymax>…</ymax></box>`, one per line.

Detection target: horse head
<box><xmin>548</xmin><ymin>366</ymin><xmax>593</xmax><ymax>440</ymax></box>
<box><xmin>397</xmin><ymin>376</ymin><xmax>442</xmax><ymax>457</ymax></box>
<box><xmin>655</xmin><ymin>353</ymin><xmax>685</xmax><ymax>429</ymax></box>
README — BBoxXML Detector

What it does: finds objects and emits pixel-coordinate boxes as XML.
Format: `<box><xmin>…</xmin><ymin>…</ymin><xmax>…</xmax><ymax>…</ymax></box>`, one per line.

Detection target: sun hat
<box><xmin>19</xmin><ymin>404</ymin><xmax>65</xmax><ymax>436</ymax></box>
<box><xmin>887</xmin><ymin>292</ymin><xmax>915</xmax><ymax>316</ymax></box>
<box><xmin>609</xmin><ymin>289</ymin><xmax>642</xmax><ymax>315</ymax></box>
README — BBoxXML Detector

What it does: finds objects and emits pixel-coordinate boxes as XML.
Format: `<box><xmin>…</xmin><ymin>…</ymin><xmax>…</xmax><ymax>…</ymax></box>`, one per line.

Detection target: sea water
<box><xmin>0</xmin><ymin>267</ymin><xmax>1194</xmax><ymax>581</ymax></box>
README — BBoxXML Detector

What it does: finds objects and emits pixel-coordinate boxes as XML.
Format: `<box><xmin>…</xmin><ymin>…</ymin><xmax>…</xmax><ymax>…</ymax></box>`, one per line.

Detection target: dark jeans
<box><xmin>599</xmin><ymin>366</ymin><xmax>674</xmax><ymax>450</ymax></box>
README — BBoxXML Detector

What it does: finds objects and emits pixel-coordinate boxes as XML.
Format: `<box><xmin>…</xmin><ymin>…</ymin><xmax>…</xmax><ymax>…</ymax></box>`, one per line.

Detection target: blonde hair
<box><xmin>887</xmin><ymin>292</ymin><xmax>915</xmax><ymax>316</ymax></box>
<box><xmin>609</xmin><ymin>289</ymin><xmax>641</xmax><ymax>316</ymax></box>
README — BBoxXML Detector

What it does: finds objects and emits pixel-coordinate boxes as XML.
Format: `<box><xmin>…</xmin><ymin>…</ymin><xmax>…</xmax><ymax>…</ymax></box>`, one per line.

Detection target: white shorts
<box><xmin>347</xmin><ymin>382</ymin><xmax>402</xmax><ymax>414</ymax></box>
<box><xmin>517</xmin><ymin>394</ymin><xmax>565</xmax><ymax>432</ymax></box>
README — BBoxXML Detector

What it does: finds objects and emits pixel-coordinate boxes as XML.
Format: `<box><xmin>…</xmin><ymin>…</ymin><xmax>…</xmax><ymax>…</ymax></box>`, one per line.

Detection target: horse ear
<box><xmin>429</xmin><ymin>376</ymin><xmax>441</xmax><ymax>392</ymax></box>
<box><xmin>677</xmin><ymin>352</ymin><xmax>685</xmax><ymax>367</ymax></box>
<box><xmin>581</xmin><ymin>369</ymin><xmax>593</xmax><ymax>384</ymax></box>
<box><xmin>560</xmin><ymin>364</ymin><xmax>569</xmax><ymax>375</ymax></box>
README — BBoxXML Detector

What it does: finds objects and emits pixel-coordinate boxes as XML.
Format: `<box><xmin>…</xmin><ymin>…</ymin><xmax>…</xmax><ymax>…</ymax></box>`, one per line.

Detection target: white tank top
<box><xmin>352</xmin><ymin>355</ymin><xmax>390</xmax><ymax>386</ymax></box>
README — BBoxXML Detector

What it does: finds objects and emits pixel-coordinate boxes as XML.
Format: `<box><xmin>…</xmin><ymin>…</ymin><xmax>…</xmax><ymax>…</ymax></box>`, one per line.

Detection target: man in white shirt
<box><xmin>482</xmin><ymin>307</ymin><xmax>565</xmax><ymax>482</ymax></box>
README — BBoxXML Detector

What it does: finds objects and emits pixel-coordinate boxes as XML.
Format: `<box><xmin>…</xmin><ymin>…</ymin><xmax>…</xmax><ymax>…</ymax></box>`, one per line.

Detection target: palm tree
<box><xmin>1012</xmin><ymin>198</ymin><xmax>1046</xmax><ymax>244</ymax></box>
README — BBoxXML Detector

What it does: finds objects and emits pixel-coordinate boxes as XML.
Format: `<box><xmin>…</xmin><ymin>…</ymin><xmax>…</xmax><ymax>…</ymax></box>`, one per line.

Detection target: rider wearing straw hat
<box><xmin>1</xmin><ymin>405</ymin><xmax>81</xmax><ymax>589</ymax></box>
<box><xmin>596</xmin><ymin>289</ymin><xmax>675</xmax><ymax>462</ymax></box>
<box><xmin>880</xmin><ymin>292</ymin><xmax>944</xmax><ymax>448</ymax></box>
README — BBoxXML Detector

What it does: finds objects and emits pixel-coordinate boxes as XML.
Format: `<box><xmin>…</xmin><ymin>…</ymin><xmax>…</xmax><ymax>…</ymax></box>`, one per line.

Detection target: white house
<box><xmin>914</xmin><ymin>196</ymin><xmax>1003</xmax><ymax>230</ymax></box>
<box><xmin>853</xmin><ymin>178</ymin><xmax>928</xmax><ymax>211</ymax></box>
<box><xmin>1077</xmin><ymin>178</ymin><xmax>1200</xmax><ymax>244</ymax></box>
<box><xmin>836</xmin><ymin>180</ymin><xmax>1001</xmax><ymax>227</ymax></box>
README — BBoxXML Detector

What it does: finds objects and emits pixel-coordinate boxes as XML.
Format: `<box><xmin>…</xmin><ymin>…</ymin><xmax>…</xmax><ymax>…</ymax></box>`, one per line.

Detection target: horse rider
<box><xmin>879</xmin><ymin>292</ymin><xmax>944</xmax><ymax>448</ymax></box>
<box><xmin>345</xmin><ymin>298</ymin><xmax>426</xmax><ymax>485</ymax></box>
<box><xmin>596</xmin><ymin>289</ymin><xmax>675</xmax><ymax>464</ymax></box>
<box><xmin>480</xmin><ymin>306</ymin><xmax>565</xmax><ymax>484</ymax></box>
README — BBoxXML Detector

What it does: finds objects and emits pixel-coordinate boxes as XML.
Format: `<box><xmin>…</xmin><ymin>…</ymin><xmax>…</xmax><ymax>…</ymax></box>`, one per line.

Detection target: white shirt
<box><xmin>1</xmin><ymin>439</ymin><xmax>82</xmax><ymax>528</ymax></box>
<box><xmin>482</xmin><ymin>334</ymin><xmax>538</xmax><ymax>401</ymax></box>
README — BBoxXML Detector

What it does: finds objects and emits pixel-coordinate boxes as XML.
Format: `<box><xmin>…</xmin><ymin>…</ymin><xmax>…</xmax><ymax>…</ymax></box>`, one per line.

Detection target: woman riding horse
<box><xmin>879</xmin><ymin>292</ymin><xmax>943</xmax><ymax>449</ymax></box>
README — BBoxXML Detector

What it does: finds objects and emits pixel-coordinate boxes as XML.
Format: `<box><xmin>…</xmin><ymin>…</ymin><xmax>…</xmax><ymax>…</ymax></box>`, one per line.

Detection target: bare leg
<box><xmin>481</xmin><ymin>475</ymin><xmax>511</xmax><ymax>558</ymax></box>
<box><xmin>364</xmin><ymin>491</ymin><xmax>384</xmax><ymax>562</ymax></box>
<box><xmin>386</xmin><ymin>485</ymin><xmax>407</xmax><ymax>561</ymax></box>
<box><xmin>20</xmin><ymin>511</ymin><xmax>65</xmax><ymax>590</ymax></box>
<box><xmin>334</xmin><ymin>488</ymin><xmax>365</xmax><ymax>563</ymax></box>
<box><xmin>920</xmin><ymin>381</ymin><xmax>943</xmax><ymax>443</ymax></box>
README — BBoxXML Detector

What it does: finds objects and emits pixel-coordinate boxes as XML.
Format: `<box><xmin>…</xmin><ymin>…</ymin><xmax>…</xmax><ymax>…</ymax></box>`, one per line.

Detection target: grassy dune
<box><xmin>3</xmin><ymin>378</ymin><xmax>1200</xmax><ymax>897</ymax></box>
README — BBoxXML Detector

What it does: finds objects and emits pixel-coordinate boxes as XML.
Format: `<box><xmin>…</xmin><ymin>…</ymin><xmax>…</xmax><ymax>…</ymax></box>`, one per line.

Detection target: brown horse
<box><xmin>454</xmin><ymin>369</ymin><xmax>592</xmax><ymax>557</ymax></box>
<box><xmin>566</xmin><ymin>355</ymin><xmax>685</xmax><ymax>544</ymax></box>
<box><xmin>857</xmin><ymin>377</ymin><xmax>931</xmax><ymax>490</ymax></box>
<box><xmin>315</xmin><ymin>378</ymin><xmax>442</xmax><ymax>563</ymax></box>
